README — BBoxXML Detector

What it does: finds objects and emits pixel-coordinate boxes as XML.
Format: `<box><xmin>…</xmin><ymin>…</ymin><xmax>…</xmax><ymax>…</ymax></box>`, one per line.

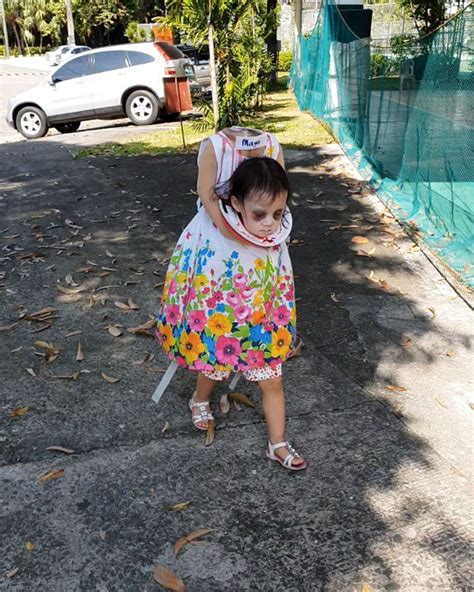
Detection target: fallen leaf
<box><xmin>34</xmin><ymin>340</ymin><xmax>51</xmax><ymax>349</ymax></box>
<box><xmin>114</xmin><ymin>301</ymin><xmax>131</xmax><ymax>311</ymax></box>
<box><xmin>361</xmin><ymin>584</ymin><xmax>374</xmax><ymax>592</ymax></box>
<box><xmin>401</xmin><ymin>338</ymin><xmax>412</xmax><ymax>347</ymax></box>
<box><xmin>168</xmin><ymin>502</ymin><xmax>192</xmax><ymax>512</ymax></box>
<box><xmin>351</xmin><ymin>236</ymin><xmax>369</xmax><ymax>244</ymax></box>
<box><xmin>229</xmin><ymin>392</ymin><xmax>255</xmax><ymax>408</ymax></box>
<box><xmin>445</xmin><ymin>350</ymin><xmax>455</xmax><ymax>357</ymax></box>
<box><xmin>46</xmin><ymin>446</ymin><xmax>74</xmax><ymax>454</ymax></box>
<box><xmin>330</xmin><ymin>293</ymin><xmax>340</xmax><ymax>303</ymax></box>
<box><xmin>469</xmin><ymin>403</ymin><xmax>474</xmax><ymax>410</ymax></box>
<box><xmin>162</xmin><ymin>421</ymin><xmax>170</xmax><ymax>434</ymax></box>
<box><xmin>153</xmin><ymin>565</ymin><xmax>186</xmax><ymax>591</ymax></box>
<box><xmin>26</xmin><ymin>367</ymin><xmax>37</xmax><ymax>377</ymax></box>
<box><xmin>205</xmin><ymin>420</ymin><xmax>215</xmax><ymax>446</ymax></box>
<box><xmin>37</xmin><ymin>468</ymin><xmax>64</xmax><ymax>483</ymax></box>
<box><xmin>385</xmin><ymin>385</ymin><xmax>407</xmax><ymax>392</ymax></box>
<box><xmin>220</xmin><ymin>394</ymin><xmax>230</xmax><ymax>415</ymax></box>
<box><xmin>76</xmin><ymin>342</ymin><xmax>84</xmax><ymax>362</ymax></box>
<box><xmin>101</xmin><ymin>372</ymin><xmax>120</xmax><ymax>383</ymax></box>
<box><xmin>355</xmin><ymin>249</ymin><xmax>373</xmax><ymax>258</ymax></box>
<box><xmin>51</xmin><ymin>372</ymin><xmax>80</xmax><ymax>380</ymax></box>
<box><xmin>427</xmin><ymin>307</ymin><xmax>436</xmax><ymax>318</ymax></box>
<box><xmin>127</xmin><ymin>298</ymin><xmax>139</xmax><ymax>310</ymax></box>
<box><xmin>107</xmin><ymin>325</ymin><xmax>123</xmax><ymax>337</ymax></box>
<box><xmin>5</xmin><ymin>567</ymin><xmax>18</xmax><ymax>578</ymax></box>
<box><xmin>56</xmin><ymin>284</ymin><xmax>86</xmax><ymax>295</ymax></box>
<box><xmin>132</xmin><ymin>352</ymin><xmax>154</xmax><ymax>366</ymax></box>
<box><xmin>127</xmin><ymin>318</ymin><xmax>155</xmax><ymax>333</ymax></box>
<box><xmin>10</xmin><ymin>406</ymin><xmax>29</xmax><ymax>418</ymax></box>
<box><xmin>434</xmin><ymin>396</ymin><xmax>448</xmax><ymax>409</ymax></box>
<box><xmin>25</xmin><ymin>541</ymin><xmax>34</xmax><ymax>552</ymax></box>
<box><xmin>174</xmin><ymin>528</ymin><xmax>215</xmax><ymax>558</ymax></box>
<box><xmin>290</xmin><ymin>239</ymin><xmax>305</xmax><ymax>246</ymax></box>
<box><xmin>0</xmin><ymin>321</ymin><xmax>18</xmax><ymax>332</ymax></box>
<box><xmin>105</xmin><ymin>250</ymin><xmax>114</xmax><ymax>258</ymax></box>
<box><xmin>99</xmin><ymin>530</ymin><xmax>106</xmax><ymax>541</ymax></box>
<box><xmin>65</xmin><ymin>274</ymin><xmax>79</xmax><ymax>286</ymax></box>
<box><xmin>11</xmin><ymin>346</ymin><xmax>23</xmax><ymax>353</ymax></box>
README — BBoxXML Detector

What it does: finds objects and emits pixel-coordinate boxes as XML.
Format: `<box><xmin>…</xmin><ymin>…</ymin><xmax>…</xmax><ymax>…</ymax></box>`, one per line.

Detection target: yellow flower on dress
<box><xmin>193</xmin><ymin>274</ymin><xmax>209</xmax><ymax>290</ymax></box>
<box><xmin>208</xmin><ymin>313</ymin><xmax>232</xmax><ymax>336</ymax></box>
<box><xmin>270</xmin><ymin>327</ymin><xmax>292</xmax><ymax>358</ymax></box>
<box><xmin>250</xmin><ymin>309</ymin><xmax>265</xmax><ymax>325</ymax></box>
<box><xmin>176</xmin><ymin>272</ymin><xmax>186</xmax><ymax>285</ymax></box>
<box><xmin>254</xmin><ymin>258</ymin><xmax>265</xmax><ymax>271</ymax></box>
<box><xmin>159</xmin><ymin>324</ymin><xmax>175</xmax><ymax>353</ymax></box>
<box><xmin>178</xmin><ymin>331</ymin><xmax>206</xmax><ymax>365</ymax></box>
<box><xmin>252</xmin><ymin>290</ymin><xmax>263</xmax><ymax>306</ymax></box>
<box><xmin>290</xmin><ymin>306</ymin><xmax>296</xmax><ymax>324</ymax></box>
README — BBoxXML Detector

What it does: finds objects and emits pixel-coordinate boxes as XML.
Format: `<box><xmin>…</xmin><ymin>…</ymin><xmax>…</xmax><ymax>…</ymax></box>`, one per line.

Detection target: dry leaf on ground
<box><xmin>107</xmin><ymin>325</ymin><xmax>123</xmax><ymax>337</ymax></box>
<box><xmin>127</xmin><ymin>318</ymin><xmax>155</xmax><ymax>333</ymax></box>
<box><xmin>5</xmin><ymin>567</ymin><xmax>18</xmax><ymax>578</ymax></box>
<box><xmin>330</xmin><ymin>293</ymin><xmax>340</xmax><ymax>303</ymax></box>
<box><xmin>0</xmin><ymin>321</ymin><xmax>18</xmax><ymax>332</ymax></box>
<box><xmin>161</xmin><ymin>421</ymin><xmax>170</xmax><ymax>434</ymax></box>
<box><xmin>25</xmin><ymin>542</ymin><xmax>34</xmax><ymax>552</ymax></box>
<box><xmin>57</xmin><ymin>284</ymin><xmax>86</xmax><ymax>295</ymax></box>
<box><xmin>10</xmin><ymin>406</ymin><xmax>29</xmax><ymax>418</ymax></box>
<box><xmin>152</xmin><ymin>565</ymin><xmax>186</xmax><ymax>591</ymax></box>
<box><xmin>76</xmin><ymin>342</ymin><xmax>84</xmax><ymax>362</ymax></box>
<box><xmin>168</xmin><ymin>501</ymin><xmax>192</xmax><ymax>512</ymax></box>
<box><xmin>385</xmin><ymin>385</ymin><xmax>407</xmax><ymax>392</ymax></box>
<box><xmin>127</xmin><ymin>298</ymin><xmax>139</xmax><ymax>310</ymax></box>
<box><xmin>65</xmin><ymin>330</ymin><xmax>82</xmax><ymax>338</ymax></box>
<box><xmin>229</xmin><ymin>392</ymin><xmax>255</xmax><ymax>408</ymax></box>
<box><xmin>46</xmin><ymin>446</ymin><xmax>74</xmax><ymax>454</ymax></box>
<box><xmin>427</xmin><ymin>307</ymin><xmax>436</xmax><ymax>318</ymax></box>
<box><xmin>26</xmin><ymin>367</ymin><xmax>37</xmax><ymax>377</ymax></box>
<box><xmin>101</xmin><ymin>372</ymin><xmax>120</xmax><ymax>383</ymax></box>
<box><xmin>37</xmin><ymin>468</ymin><xmax>64</xmax><ymax>483</ymax></box>
<box><xmin>351</xmin><ymin>236</ymin><xmax>369</xmax><ymax>244</ymax></box>
<box><xmin>205</xmin><ymin>420</ymin><xmax>215</xmax><ymax>446</ymax></box>
<box><xmin>51</xmin><ymin>372</ymin><xmax>80</xmax><ymax>380</ymax></box>
<box><xmin>114</xmin><ymin>301</ymin><xmax>132</xmax><ymax>312</ymax></box>
<box><xmin>174</xmin><ymin>528</ymin><xmax>215</xmax><ymax>558</ymax></box>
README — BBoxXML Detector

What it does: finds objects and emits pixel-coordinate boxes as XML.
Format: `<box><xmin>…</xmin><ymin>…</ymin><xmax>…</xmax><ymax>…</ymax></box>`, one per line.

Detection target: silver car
<box><xmin>7</xmin><ymin>42</ymin><xmax>194</xmax><ymax>139</ymax></box>
<box><xmin>46</xmin><ymin>45</ymin><xmax>90</xmax><ymax>66</ymax></box>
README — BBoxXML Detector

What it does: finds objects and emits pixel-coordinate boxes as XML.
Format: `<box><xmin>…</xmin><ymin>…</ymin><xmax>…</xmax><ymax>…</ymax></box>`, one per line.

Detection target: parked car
<box><xmin>176</xmin><ymin>44</ymin><xmax>211</xmax><ymax>94</ymax></box>
<box><xmin>7</xmin><ymin>42</ymin><xmax>195</xmax><ymax>139</ymax></box>
<box><xmin>46</xmin><ymin>45</ymin><xmax>90</xmax><ymax>67</ymax></box>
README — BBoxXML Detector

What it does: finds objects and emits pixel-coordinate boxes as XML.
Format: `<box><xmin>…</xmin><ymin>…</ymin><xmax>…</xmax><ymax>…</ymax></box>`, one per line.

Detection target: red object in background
<box><xmin>163</xmin><ymin>78</ymin><xmax>193</xmax><ymax>113</ymax></box>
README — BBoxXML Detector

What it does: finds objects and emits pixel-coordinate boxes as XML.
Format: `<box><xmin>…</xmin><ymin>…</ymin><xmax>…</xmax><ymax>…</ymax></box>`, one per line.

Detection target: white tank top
<box><xmin>197</xmin><ymin>131</ymin><xmax>281</xmax><ymax>185</ymax></box>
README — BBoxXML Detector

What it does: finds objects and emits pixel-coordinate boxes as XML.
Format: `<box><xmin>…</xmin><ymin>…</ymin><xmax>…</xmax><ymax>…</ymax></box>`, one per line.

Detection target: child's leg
<box><xmin>191</xmin><ymin>372</ymin><xmax>219</xmax><ymax>430</ymax></box>
<box><xmin>258</xmin><ymin>376</ymin><xmax>305</xmax><ymax>467</ymax></box>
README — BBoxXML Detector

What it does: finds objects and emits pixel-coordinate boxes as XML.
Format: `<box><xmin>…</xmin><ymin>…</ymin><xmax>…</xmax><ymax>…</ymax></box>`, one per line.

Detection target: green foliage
<box><xmin>124</xmin><ymin>21</ymin><xmax>147</xmax><ymax>43</ymax></box>
<box><xmin>397</xmin><ymin>0</ymin><xmax>446</xmax><ymax>36</ymax></box>
<box><xmin>159</xmin><ymin>0</ymin><xmax>278</xmax><ymax>129</ymax></box>
<box><xmin>278</xmin><ymin>51</ymin><xmax>292</xmax><ymax>72</ymax></box>
<box><xmin>370</xmin><ymin>51</ymin><xmax>400</xmax><ymax>77</ymax></box>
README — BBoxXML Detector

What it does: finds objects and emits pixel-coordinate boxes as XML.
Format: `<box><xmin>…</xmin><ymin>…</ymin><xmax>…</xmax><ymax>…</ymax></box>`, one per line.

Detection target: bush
<box><xmin>278</xmin><ymin>51</ymin><xmax>292</xmax><ymax>72</ymax></box>
<box><xmin>24</xmin><ymin>47</ymin><xmax>47</xmax><ymax>56</ymax></box>
<box><xmin>125</xmin><ymin>22</ymin><xmax>147</xmax><ymax>43</ymax></box>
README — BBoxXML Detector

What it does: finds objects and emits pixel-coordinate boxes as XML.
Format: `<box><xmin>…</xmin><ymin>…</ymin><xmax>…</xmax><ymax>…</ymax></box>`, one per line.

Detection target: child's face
<box><xmin>230</xmin><ymin>191</ymin><xmax>288</xmax><ymax>238</ymax></box>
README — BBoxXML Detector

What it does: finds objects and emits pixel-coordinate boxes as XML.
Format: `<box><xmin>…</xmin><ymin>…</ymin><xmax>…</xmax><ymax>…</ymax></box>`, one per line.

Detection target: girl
<box><xmin>157</xmin><ymin>155</ymin><xmax>306</xmax><ymax>472</ymax></box>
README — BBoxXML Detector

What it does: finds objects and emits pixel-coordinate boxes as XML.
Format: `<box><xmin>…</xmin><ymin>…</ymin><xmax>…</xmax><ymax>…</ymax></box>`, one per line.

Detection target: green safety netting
<box><xmin>291</xmin><ymin>1</ymin><xmax>474</xmax><ymax>287</ymax></box>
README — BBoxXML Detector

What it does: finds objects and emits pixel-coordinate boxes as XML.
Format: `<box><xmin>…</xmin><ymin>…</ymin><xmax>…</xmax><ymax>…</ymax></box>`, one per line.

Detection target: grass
<box><xmin>77</xmin><ymin>74</ymin><xmax>333</xmax><ymax>159</ymax></box>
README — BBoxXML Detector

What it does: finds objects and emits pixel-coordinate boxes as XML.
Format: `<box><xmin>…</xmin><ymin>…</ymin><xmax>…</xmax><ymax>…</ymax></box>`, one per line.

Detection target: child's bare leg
<box><xmin>192</xmin><ymin>372</ymin><xmax>217</xmax><ymax>429</ymax></box>
<box><xmin>258</xmin><ymin>376</ymin><xmax>304</xmax><ymax>466</ymax></box>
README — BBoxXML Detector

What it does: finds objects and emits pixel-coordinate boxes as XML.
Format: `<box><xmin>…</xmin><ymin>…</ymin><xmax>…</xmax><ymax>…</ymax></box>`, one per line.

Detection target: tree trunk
<box><xmin>267</xmin><ymin>0</ymin><xmax>278</xmax><ymax>84</ymax></box>
<box><xmin>208</xmin><ymin>22</ymin><xmax>219</xmax><ymax>132</ymax></box>
<box><xmin>12</xmin><ymin>21</ymin><xmax>23</xmax><ymax>54</ymax></box>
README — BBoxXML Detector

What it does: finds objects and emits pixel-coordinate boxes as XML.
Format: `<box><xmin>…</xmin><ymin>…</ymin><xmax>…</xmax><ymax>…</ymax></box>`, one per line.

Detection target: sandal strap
<box><xmin>269</xmin><ymin>441</ymin><xmax>302</xmax><ymax>467</ymax></box>
<box><xmin>268</xmin><ymin>441</ymin><xmax>288</xmax><ymax>454</ymax></box>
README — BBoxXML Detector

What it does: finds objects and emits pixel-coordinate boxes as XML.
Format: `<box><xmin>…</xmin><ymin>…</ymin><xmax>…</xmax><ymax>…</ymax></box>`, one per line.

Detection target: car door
<box><xmin>89</xmin><ymin>50</ymin><xmax>130</xmax><ymax>115</ymax></box>
<box><xmin>47</xmin><ymin>54</ymin><xmax>94</xmax><ymax>121</ymax></box>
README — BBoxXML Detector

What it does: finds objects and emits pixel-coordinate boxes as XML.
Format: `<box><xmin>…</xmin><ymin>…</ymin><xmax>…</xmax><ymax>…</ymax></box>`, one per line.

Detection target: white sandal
<box><xmin>266</xmin><ymin>441</ymin><xmax>307</xmax><ymax>471</ymax></box>
<box><xmin>188</xmin><ymin>392</ymin><xmax>214</xmax><ymax>431</ymax></box>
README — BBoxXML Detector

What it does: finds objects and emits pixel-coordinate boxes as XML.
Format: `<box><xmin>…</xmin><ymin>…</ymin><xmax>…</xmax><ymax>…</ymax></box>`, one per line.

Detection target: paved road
<box><xmin>0</xmin><ymin>133</ymin><xmax>472</xmax><ymax>590</ymax></box>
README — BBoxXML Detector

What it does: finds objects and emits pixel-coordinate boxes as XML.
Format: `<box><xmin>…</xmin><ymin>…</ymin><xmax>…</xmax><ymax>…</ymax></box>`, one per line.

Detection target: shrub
<box><xmin>278</xmin><ymin>51</ymin><xmax>293</xmax><ymax>72</ymax></box>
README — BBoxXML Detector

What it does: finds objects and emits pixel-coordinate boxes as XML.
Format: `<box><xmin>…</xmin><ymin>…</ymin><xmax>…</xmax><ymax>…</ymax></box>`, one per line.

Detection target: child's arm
<box><xmin>197</xmin><ymin>141</ymin><xmax>246</xmax><ymax>243</ymax></box>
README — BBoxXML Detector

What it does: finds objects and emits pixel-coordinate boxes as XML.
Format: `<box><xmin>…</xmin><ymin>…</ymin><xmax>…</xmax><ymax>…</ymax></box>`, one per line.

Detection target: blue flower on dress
<box><xmin>202</xmin><ymin>334</ymin><xmax>215</xmax><ymax>354</ymax></box>
<box><xmin>231</xmin><ymin>251</ymin><xmax>239</xmax><ymax>259</ymax></box>
<box><xmin>215</xmin><ymin>303</ymin><xmax>226</xmax><ymax>313</ymax></box>
<box><xmin>249</xmin><ymin>324</ymin><xmax>271</xmax><ymax>344</ymax></box>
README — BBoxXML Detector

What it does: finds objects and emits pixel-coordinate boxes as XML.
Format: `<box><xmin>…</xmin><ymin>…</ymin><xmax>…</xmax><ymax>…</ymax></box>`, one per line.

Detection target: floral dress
<box><xmin>156</xmin><ymin>132</ymin><xmax>296</xmax><ymax>381</ymax></box>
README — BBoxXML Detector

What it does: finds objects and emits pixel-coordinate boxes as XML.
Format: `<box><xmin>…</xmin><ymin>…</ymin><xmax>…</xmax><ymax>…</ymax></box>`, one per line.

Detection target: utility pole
<box><xmin>64</xmin><ymin>0</ymin><xmax>75</xmax><ymax>45</ymax></box>
<box><xmin>208</xmin><ymin>1</ymin><xmax>219</xmax><ymax>132</ymax></box>
<box><xmin>0</xmin><ymin>0</ymin><xmax>10</xmax><ymax>58</ymax></box>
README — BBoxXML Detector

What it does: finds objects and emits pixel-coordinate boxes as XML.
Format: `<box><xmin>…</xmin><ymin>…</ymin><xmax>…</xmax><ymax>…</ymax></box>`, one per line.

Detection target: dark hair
<box><xmin>216</xmin><ymin>157</ymin><xmax>290</xmax><ymax>205</ymax></box>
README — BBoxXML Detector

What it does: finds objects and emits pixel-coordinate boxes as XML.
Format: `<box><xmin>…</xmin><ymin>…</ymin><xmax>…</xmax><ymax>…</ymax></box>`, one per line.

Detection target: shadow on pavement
<box><xmin>0</xmin><ymin>138</ymin><xmax>472</xmax><ymax>591</ymax></box>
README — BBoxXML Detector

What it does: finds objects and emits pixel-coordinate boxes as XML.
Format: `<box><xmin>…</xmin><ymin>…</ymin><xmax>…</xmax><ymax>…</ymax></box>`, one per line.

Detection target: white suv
<box><xmin>6</xmin><ymin>42</ymin><xmax>194</xmax><ymax>139</ymax></box>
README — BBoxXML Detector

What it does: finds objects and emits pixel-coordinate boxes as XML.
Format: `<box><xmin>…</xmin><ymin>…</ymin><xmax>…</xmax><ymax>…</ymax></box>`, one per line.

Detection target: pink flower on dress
<box><xmin>233</xmin><ymin>273</ymin><xmax>248</xmax><ymax>288</ymax></box>
<box><xmin>188</xmin><ymin>310</ymin><xmax>206</xmax><ymax>332</ymax></box>
<box><xmin>175</xmin><ymin>355</ymin><xmax>186</xmax><ymax>367</ymax></box>
<box><xmin>206</xmin><ymin>295</ymin><xmax>217</xmax><ymax>309</ymax></box>
<box><xmin>272</xmin><ymin>305</ymin><xmax>290</xmax><ymax>326</ymax></box>
<box><xmin>165</xmin><ymin>304</ymin><xmax>180</xmax><ymax>325</ymax></box>
<box><xmin>246</xmin><ymin>349</ymin><xmax>265</xmax><ymax>368</ymax></box>
<box><xmin>182</xmin><ymin>287</ymin><xmax>197</xmax><ymax>306</ymax></box>
<box><xmin>193</xmin><ymin>359</ymin><xmax>214</xmax><ymax>372</ymax></box>
<box><xmin>169</xmin><ymin>278</ymin><xmax>177</xmax><ymax>295</ymax></box>
<box><xmin>240</xmin><ymin>286</ymin><xmax>253</xmax><ymax>299</ymax></box>
<box><xmin>226</xmin><ymin>292</ymin><xmax>241</xmax><ymax>307</ymax></box>
<box><xmin>215</xmin><ymin>336</ymin><xmax>242</xmax><ymax>366</ymax></box>
<box><xmin>215</xmin><ymin>290</ymin><xmax>223</xmax><ymax>302</ymax></box>
<box><xmin>284</xmin><ymin>288</ymin><xmax>294</xmax><ymax>302</ymax></box>
<box><xmin>234</xmin><ymin>304</ymin><xmax>251</xmax><ymax>322</ymax></box>
<box><xmin>270</xmin><ymin>358</ymin><xmax>281</xmax><ymax>368</ymax></box>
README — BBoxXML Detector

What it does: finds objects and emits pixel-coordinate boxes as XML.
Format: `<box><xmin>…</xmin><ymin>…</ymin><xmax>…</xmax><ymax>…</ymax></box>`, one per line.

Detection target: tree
<box><xmin>398</xmin><ymin>0</ymin><xmax>446</xmax><ymax>36</ymax></box>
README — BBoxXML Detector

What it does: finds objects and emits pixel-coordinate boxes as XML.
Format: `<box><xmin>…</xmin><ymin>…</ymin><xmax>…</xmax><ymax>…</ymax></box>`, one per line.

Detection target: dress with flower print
<box><xmin>156</xmin><ymin>207</ymin><xmax>296</xmax><ymax>374</ymax></box>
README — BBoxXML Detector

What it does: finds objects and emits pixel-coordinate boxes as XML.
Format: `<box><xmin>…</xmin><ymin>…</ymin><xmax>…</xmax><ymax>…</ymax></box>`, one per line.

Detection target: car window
<box><xmin>93</xmin><ymin>51</ymin><xmax>128</xmax><ymax>74</ymax></box>
<box><xmin>61</xmin><ymin>47</ymin><xmax>70</xmax><ymax>53</ymax></box>
<box><xmin>53</xmin><ymin>55</ymin><xmax>91</xmax><ymax>82</ymax></box>
<box><xmin>127</xmin><ymin>51</ymin><xmax>154</xmax><ymax>67</ymax></box>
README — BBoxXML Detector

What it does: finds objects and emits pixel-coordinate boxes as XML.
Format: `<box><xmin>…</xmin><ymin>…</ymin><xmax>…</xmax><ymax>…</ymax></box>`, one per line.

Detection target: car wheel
<box><xmin>54</xmin><ymin>121</ymin><xmax>81</xmax><ymax>134</ymax></box>
<box><xmin>16</xmin><ymin>106</ymin><xmax>49</xmax><ymax>139</ymax></box>
<box><xmin>125</xmin><ymin>90</ymin><xmax>159</xmax><ymax>126</ymax></box>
